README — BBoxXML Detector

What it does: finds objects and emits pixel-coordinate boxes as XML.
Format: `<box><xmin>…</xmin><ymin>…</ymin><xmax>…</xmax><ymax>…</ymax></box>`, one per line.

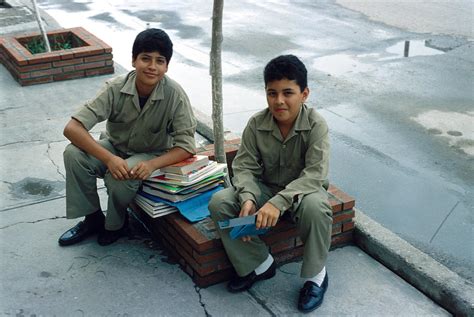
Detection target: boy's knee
<box><xmin>299</xmin><ymin>193</ymin><xmax>332</xmax><ymax>224</ymax></box>
<box><xmin>208</xmin><ymin>189</ymin><xmax>226</xmax><ymax>216</ymax></box>
<box><xmin>63</xmin><ymin>143</ymin><xmax>82</xmax><ymax>163</ymax></box>
<box><xmin>208</xmin><ymin>187</ymin><xmax>238</xmax><ymax>220</ymax></box>
<box><xmin>104</xmin><ymin>174</ymin><xmax>140</xmax><ymax>196</ymax></box>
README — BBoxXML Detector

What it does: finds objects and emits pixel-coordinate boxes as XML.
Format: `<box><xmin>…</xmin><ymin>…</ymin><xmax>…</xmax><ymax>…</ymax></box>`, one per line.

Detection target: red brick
<box><xmin>84</xmin><ymin>54</ymin><xmax>112</xmax><ymax>63</ymax></box>
<box><xmin>270</xmin><ymin>238</ymin><xmax>295</xmax><ymax>253</ymax></box>
<box><xmin>60</xmin><ymin>51</ymin><xmax>75</xmax><ymax>60</ymax></box>
<box><xmin>17</xmin><ymin>72</ymin><xmax>31</xmax><ymax>79</ymax></box>
<box><xmin>53</xmin><ymin>58</ymin><xmax>83</xmax><ymax>67</ymax></box>
<box><xmin>261</xmin><ymin>226</ymin><xmax>299</xmax><ymax>245</ymax></box>
<box><xmin>333</xmin><ymin>210</ymin><xmax>355</xmax><ymax>224</ymax></box>
<box><xmin>19</xmin><ymin>76</ymin><xmax>53</xmax><ymax>86</ymax></box>
<box><xmin>330</xmin><ymin>186</ymin><xmax>356</xmax><ymax>210</ymax></box>
<box><xmin>28</xmin><ymin>52</ymin><xmax>61</xmax><ymax>64</ymax></box>
<box><xmin>332</xmin><ymin>223</ymin><xmax>342</xmax><ymax>235</ymax></box>
<box><xmin>85</xmin><ymin>66</ymin><xmax>114</xmax><ymax>76</ymax></box>
<box><xmin>62</xmin><ymin>65</ymin><xmax>76</xmax><ymax>72</ymax></box>
<box><xmin>75</xmin><ymin>61</ymin><xmax>106</xmax><ymax>70</ymax></box>
<box><xmin>167</xmin><ymin>223</ymin><xmax>194</xmax><ymax>255</ymax></box>
<box><xmin>4</xmin><ymin>46</ymin><xmax>29</xmax><ymax>65</ymax></box>
<box><xmin>74</xmin><ymin>47</ymin><xmax>105</xmax><ymax>57</ymax></box>
<box><xmin>53</xmin><ymin>70</ymin><xmax>85</xmax><ymax>81</ymax></box>
<box><xmin>17</xmin><ymin>62</ymin><xmax>52</xmax><ymax>72</ymax></box>
<box><xmin>193</xmin><ymin>268</ymin><xmax>235</xmax><ymax>288</ymax></box>
<box><xmin>192</xmin><ymin>249</ymin><xmax>228</xmax><ymax>264</ymax></box>
<box><xmin>30</xmin><ymin>67</ymin><xmax>63</xmax><ymax>78</ymax></box>
<box><xmin>330</xmin><ymin>232</ymin><xmax>353</xmax><ymax>249</ymax></box>
<box><xmin>342</xmin><ymin>221</ymin><xmax>355</xmax><ymax>232</ymax></box>
<box><xmin>167</xmin><ymin>214</ymin><xmax>215</xmax><ymax>253</ymax></box>
<box><xmin>274</xmin><ymin>246</ymin><xmax>304</xmax><ymax>264</ymax></box>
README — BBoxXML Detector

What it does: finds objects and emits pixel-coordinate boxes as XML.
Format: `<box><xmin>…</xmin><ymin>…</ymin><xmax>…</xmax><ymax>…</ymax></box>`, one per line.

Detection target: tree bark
<box><xmin>210</xmin><ymin>0</ymin><xmax>226</xmax><ymax>164</ymax></box>
<box><xmin>31</xmin><ymin>0</ymin><xmax>51</xmax><ymax>53</ymax></box>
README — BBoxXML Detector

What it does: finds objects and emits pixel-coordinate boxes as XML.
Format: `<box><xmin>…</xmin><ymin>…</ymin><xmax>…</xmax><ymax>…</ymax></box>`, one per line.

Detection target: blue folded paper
<box><xmin>218</xmin><ymin>214</ymin><xmax>270</xmax><ymax>240</ymax></box>
<box><xmin>138</xmin><ymin>185</ymin><xmax>223</xmax><ymax>222</ymax></box>
<box><xmin>229</xmin><ymin>223</ymin><xmax>270</xmax><ymax>240</ymax></box>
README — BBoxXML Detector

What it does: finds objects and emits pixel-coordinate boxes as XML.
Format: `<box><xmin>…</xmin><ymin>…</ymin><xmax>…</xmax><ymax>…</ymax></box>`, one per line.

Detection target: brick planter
<box><xmin>132</xmin><ymin>139</ymin><xmax>356</xmax><ymax>287</ymax></box>
<box><xmin>0</xmin><ymin>27</ymin><xmax>114</xmax><ymax>86</ymax></box>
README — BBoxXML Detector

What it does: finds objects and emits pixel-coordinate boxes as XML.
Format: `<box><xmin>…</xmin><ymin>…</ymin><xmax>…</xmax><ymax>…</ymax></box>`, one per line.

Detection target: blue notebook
<box><xmin>138</xmin><ymin>185</ymin><xmax>223</xmax><ymax>222</ymax></box>
<box><xmin>229</xmin><ymin>223</ymin><xmax>270</xmax><ymax>240</ymax></box>
<box><xmin>218</xmin><ymin>214</ymin><xmax>270</xmax><ymax>240</ymax></box>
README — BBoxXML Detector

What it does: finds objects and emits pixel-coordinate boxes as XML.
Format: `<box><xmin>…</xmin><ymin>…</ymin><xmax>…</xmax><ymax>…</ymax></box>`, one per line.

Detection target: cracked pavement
<box><xmin>0</xmin><ymin>50</ymin><xmax>448</xmax><ymax>317</ymax></box>
<box><xmin>0</xmin><ymin>0</ymin><xmax>457</xmax><ymax>314</ymax></box>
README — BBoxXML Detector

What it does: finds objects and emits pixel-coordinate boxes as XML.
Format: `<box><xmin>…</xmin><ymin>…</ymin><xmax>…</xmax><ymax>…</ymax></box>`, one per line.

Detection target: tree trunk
<box><xmin>31</xmin><ymin>0</ymin><xmax>51</xmax><ymax>53</ymax></box>
<box><xmin>210</xmin><ymin>0</ymin><xmax>225</xmax><ymax>164</ymax></box>
<box><xmin>210</xmin><ymin>0</ymin><xmax>231</xmax><ymax>187</ymax></box>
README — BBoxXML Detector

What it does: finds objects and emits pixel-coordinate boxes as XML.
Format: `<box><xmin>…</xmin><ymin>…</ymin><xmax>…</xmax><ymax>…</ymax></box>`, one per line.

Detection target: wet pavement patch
<box><xmin>412</xmin><ymin>110</ymin><xmax>474</xmax><ymax>157</ymax></box>
<box><xmin>9</xmin><ymin>177</ymin><xmax>64</xmax><ymax>199</ymax></box>
<box><xmin>124</xmin><ymin>9</ymin><xmax>204</xmax><ymax>39</ymax></box>
<box><xmin>384</xmin><ymin>40</ymin><xmax>445</xmax><ymax>59</ymax></box>
<box><xmin>447</xmin><ymin>130</ymin><xmax>463</xmax><ymax>137</ymax></box>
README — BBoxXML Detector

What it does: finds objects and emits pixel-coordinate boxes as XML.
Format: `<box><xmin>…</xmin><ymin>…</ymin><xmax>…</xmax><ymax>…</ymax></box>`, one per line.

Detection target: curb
<box><xmin>354</xmin><ymin>209</ymin><xmax>474</xmax><ymax>316</ymax></box>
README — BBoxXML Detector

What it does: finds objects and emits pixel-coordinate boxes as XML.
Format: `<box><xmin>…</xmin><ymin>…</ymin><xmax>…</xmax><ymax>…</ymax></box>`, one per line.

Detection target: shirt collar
<box><xmin>120</xmin><ymin>71</ymin><xmax>166</xmax><ymax>101</ymax></box>
<box><xmin>257</xmin><ymin>104</ymin><xmax>312</xmax><ymax>132</ymax></box>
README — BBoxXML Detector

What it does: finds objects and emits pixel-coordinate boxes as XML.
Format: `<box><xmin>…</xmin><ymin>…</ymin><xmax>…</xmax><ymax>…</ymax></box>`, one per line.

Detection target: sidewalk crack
<box><xmin>194</xmin><ymin>285</ymin><xmax>211</xmax><ymax>317</ymax></box>
<box><xmin>0</xmin><ymin>216</ymin><xmax>65</xmax><ymax>229</ymax></box>
<box><xmin>248</xmin><ymin>289</ymin><xmax>276</xmax><ymax>317</ymax></box>
<box><xmin>429</xmin><ymin>201</ymin><xmax>459</xmax><ymax>243</ymax></box>
<box><xmin>47</xmin><ymin>142</ymin><xmax>66</xmax><ymax>180</ymax></box>
<box><xmin>0</xmin><ymin>140</ymin><xmax>43</xmax><ymax>148</ymax></box>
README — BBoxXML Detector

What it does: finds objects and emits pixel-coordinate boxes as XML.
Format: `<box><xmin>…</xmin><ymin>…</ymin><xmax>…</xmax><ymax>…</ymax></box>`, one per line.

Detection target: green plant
<box><xmin>24</xmin><ymin>34</ymin><xmax>73</xmax><ymax>54</ymax></box>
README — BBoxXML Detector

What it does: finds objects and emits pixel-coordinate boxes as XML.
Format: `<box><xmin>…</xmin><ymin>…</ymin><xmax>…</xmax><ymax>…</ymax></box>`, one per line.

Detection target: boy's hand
<box><xmin>255</xmin><ymin>202</ymin><xmax>279</xmax><ymax>230</ymax></box>
<box><xmin>239</xmin><ymin>200</ymin><xmax>256</xmax><ymax>242</ymax></box>
<box><xmin>130</xmin><ymin>161</ymin><xmax>154</xmax><ymax>180</ymax></box>
<box><xmin>106</xmin><ymin>156</ymin><xmax>130</xmax><ymax>180</ymax></box>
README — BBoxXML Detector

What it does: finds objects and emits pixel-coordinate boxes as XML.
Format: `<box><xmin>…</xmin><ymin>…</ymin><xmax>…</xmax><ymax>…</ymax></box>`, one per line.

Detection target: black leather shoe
<box><xmin>97</xmin><ymin>225</ymin><xmax>128</xmax><ymax>246</ymax></box>
<box><xmin>298</xmin><ymin>273</ymin><xmax>329</xmax><ymax>313</ymax></box>
<box><xmin>227</xmin><ymin>261</ymin><xmax>276</xmax><ymax>293</ymax></box>
<box><xmin>58</xmin><ymin>219</ymin><xmax>104</xmax><ymax>246</ymax></box>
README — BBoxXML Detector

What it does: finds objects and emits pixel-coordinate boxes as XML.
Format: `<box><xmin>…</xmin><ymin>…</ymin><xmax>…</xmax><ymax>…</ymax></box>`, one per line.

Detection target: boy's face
<box><xmin>266</xmin><ymin>78</ymin><xmax>309</xmax><ymax>127</ymax></box>
<box><xmin>132</xmin><ymin>51</ymin><xmax>168</xmax><ymax>93</ymax></box>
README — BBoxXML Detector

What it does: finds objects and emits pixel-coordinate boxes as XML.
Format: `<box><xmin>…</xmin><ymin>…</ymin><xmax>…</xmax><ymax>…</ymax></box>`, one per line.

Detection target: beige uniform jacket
<box><xmin>232</xmin><ymin>104</ymin><xmax>330</xmax><ymax>214</ymax></box>
<box><xmin>72</xmin><ymin>71</ymin><xmax>197</xmax><ymax>156</ymax></box>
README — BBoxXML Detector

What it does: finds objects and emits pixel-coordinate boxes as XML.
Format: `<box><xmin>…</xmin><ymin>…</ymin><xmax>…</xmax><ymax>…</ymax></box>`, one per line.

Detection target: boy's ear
<box><xmin>302</xmin><ymin>87</ymin><xmax>310</xmax><ymax>102</ymax></box>
<box><xmin>132</xmin><ymin>56</ymin><xmax>136</xmax><ymax>68</ymax></box>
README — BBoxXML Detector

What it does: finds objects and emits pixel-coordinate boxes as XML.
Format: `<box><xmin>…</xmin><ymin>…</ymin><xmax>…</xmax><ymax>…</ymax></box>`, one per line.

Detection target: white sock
<box><xmin>254</xmin><ymin>254</ymin><xmax>274</xmax><ymax>275</ymax></box>
<box><xmin>304</xmin><ymin>266</ymin><xmax>326</xmax><ymax>286</ymax></box>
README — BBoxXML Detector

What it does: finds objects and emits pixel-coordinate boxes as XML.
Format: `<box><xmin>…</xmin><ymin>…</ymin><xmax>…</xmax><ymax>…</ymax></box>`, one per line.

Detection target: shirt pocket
<box><xmin>139</xmin><ymin>128</ymin><xmax>172</xmax><ymax>152</ymax></box>
<box><xmin>106</xmin><ymin>121</ymin><xmax>132</xmax><ymax>140</ymax></box>
<box><xmin>261</xmin><ymin>154</ymin><xmax>279</xmax><ymax>183</ymax></box>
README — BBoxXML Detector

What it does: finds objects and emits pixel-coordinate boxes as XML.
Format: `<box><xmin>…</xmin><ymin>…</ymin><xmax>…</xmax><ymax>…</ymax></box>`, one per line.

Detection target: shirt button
<box><xmin>282</xmin><ymin>145</ymin><xmax>286</xmax><ymax>149</ymax></box>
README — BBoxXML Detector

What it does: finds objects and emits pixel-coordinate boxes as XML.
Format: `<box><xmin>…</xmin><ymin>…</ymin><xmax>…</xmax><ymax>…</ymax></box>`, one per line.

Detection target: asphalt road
<box><xmin>35</xmin><ymin>0</ymin><xmax>473</xmax><ymax>281</ymax></box>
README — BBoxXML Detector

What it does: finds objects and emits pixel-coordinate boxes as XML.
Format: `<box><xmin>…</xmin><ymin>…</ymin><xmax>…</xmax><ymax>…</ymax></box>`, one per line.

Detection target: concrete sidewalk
<box><xmin>0</xmin><ymin>1</ymin><xmax>463</xmax><ymax>315</ymax></box>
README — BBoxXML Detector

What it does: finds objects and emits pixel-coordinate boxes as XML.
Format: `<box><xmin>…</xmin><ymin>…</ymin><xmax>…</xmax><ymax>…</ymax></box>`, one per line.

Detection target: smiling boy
<box><xmin>209</xmin><ymin>55</ymin><xmax>332</xmax><ymax>313</ymax></box>
<box><xmin>58</xmin><ymin>28</ymin><xmax>196</xmax><ymax>247</ymax></box>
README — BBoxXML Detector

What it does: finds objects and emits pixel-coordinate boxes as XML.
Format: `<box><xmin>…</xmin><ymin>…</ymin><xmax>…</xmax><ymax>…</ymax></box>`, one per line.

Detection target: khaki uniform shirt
<box><xmin>73</xmin><ymin>71</ymin><xmax>197</xmax><ymax>156</ymax></box>
<box><xmin>232</xmin><ymin>104</ymin><xmax>330</xmax><ymax>213</ymax></box>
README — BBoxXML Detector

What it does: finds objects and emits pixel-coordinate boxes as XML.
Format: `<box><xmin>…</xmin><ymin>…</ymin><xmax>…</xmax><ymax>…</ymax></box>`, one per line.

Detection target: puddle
<box><xmin>312</xmin><ymin>54</ymin><xmax>375</xmax><ymax>76</ymax></box>
<box><xmin>382</xmin><ymin>40</ymin><xmax>445</xmax><ymax>60</ymax></box>
<box><xmin>312</xmin><ymin>39</ymin><xmax>447</xmax><ymax>76</ymax></box>
<box><xmin>9</xmin><ymin>177</ymin><xmax>64</xmax><ymax>199</ymax></box>
<box><xmin>412</xmin><ymin>110</ymin><xmax>474</xmax><ymax>156</ymax></box>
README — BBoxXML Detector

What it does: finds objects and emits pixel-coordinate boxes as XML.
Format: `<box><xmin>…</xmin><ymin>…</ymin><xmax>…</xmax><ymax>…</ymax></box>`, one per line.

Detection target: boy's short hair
<box><xmin>264</xmin><ymin>55</ymin><xmax>308</xmax><ymax>92</ymax></box>
<box><xmin>132</xmin><ymin>28</ymin><xmax>173</xmax><ymax>63</ymax></box>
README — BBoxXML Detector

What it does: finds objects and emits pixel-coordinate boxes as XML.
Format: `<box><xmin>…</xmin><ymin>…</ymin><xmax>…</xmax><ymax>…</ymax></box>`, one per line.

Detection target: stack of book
<box><xmin>135</xmin><ymin>155</ymin><xmax>227</xmax><ymax>219</ymax></box>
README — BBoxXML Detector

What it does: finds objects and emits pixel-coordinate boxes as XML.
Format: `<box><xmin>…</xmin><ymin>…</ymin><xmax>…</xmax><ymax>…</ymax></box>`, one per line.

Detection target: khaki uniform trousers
<box><xmin>209</xmin><ymin>183</ymin><xmax>333</xmax><ymax>278</ymax></box>
<box><xmin>63</xmin><ymin>139</ymin><xmax>155</xmax><ymax>230</ymax></box>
